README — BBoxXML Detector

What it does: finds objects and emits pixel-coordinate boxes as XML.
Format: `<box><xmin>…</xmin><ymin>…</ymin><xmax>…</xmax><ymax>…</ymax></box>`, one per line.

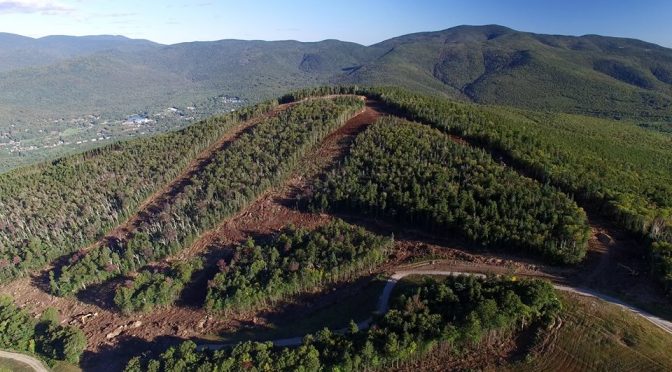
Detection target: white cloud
<box><xmin>0</xmin><ymin>0</ymin><xmax>74</xmax><ymax>14</ymax></box>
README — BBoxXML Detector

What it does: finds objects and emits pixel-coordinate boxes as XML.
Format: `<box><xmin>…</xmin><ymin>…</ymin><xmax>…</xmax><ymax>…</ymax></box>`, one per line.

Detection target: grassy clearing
<box><xmin>392</xmin><ymin>275</ymin><xmax>672</xmax><ymax>371</ymax></box>
<box><xmin>51</xmin><ymin>361</ymin><xmax>82</xmax><ymax>372</ymax></box>
<box><xmin>515</xmin><ymin>292</ymin><xmax>672</xmax><ymax>372</ymax></box>
<box><xmin>0</xmin><ymin>358</ymin><xmax>34</xmax><ymax>372</ymax></box>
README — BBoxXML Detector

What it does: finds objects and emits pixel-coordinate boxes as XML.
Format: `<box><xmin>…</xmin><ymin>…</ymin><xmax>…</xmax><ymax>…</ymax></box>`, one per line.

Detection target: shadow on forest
<box><xmin>72</xmin><ymin>230</ymin><xmax>279</xmax><ymax>311</ymax></box>
<box><xmin>176</xmin><ymin>229</ymin><xmax>280</xmax><ymax>309</ymax></box>
<box><xmin>259</xmin><ymin>273</ymin><xmax>377</xmax><ymax>321</ymax></box>
<box><xmin>29</xmin><ymin>236</ymin><xmax>121</xmax><ymax>295</ymax></box>
<box><xmin>76</xmin><ymin>278</ymin><xmax>120</xmax><ymax>309</ymax></box>
<box><xmin>80</xmin><ymin>334</ymin><xmax>217</xmax><ymax>372</ymax></box>
<box><xmin>214</xmin><ymin>273</ymin><xmax>381</xmax><ymax>343</ymax></box>
<box><xmin>28</xmin><ymin>245</ymin><xmax>110</xmax><ymax>295</ymax></box>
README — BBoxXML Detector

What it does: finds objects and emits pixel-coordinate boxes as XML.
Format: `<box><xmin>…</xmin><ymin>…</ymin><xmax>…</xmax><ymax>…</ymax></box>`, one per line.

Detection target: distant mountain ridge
<box><xmin>0</xmin><ymin>33</ymin><xmax>158</xmax><ymax>72</ymax></box>
<box><xmin>340</xmin><ymin>25</ymin><xmax>672</xmax><ymax>119</ymax></box>
<box><xmin>0</xmin><ymin>24</ymin><xmax>671</xmax><ymax>171</ymax></box>
<box><xmin>1</xmin><ymin>25</ymin><xmax>670</xmax><ymax>121</ymax></box>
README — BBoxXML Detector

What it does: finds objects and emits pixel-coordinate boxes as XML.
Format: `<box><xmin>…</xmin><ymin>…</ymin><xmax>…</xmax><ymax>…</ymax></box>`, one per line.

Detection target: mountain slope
<box><xmin>2</xmin><ymin>25</ymin><xmax>671</xmax><ymax>123</ymax></box>
<box><xmin>0</xmin><ymin>25</ymin><xmax>671</xmax><ymax>173</ymax></box>
<box><xmin>0</xmin><ymin>33</ymin><xmax>159</xmax><ymax>72</ymax></box>
<box><xmin>343</xmin><ymin>25</ymin><xmax>672</xmax><ymax>120</ymax></box>
<box><xmin>0</xmin><ymin>87</ymin><xmax>671</xmax><ymax>370</ymax></box>
<box><xmin>0</xmin><ymin>39</ymin><xmax>370</xmax><ymax>119</ymax></box>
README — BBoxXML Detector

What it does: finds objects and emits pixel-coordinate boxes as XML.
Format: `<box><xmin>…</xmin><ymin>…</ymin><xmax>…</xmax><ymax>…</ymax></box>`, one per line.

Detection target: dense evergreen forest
<box><xmin>0</xmin><ymin>81</ymin><xmax>669</xmax><ymax>371</ymax></box>
<box><xmin>125</xmin><ymin>276</ymin><xmax>560</xmax><ymax>371</ymax></box>
<box><xmin>365</xmin><ymin>88</ymin><xmax>672</xmax><ymax>240</ymax></box>
<box><xmin>0</xmin><ymin>100</ymin><xmax>278</xmax><ymax>283</ymax></box>
<box><xmin>114</xmin><ymin>259</ymin><xmax>202</xmax><ymax>313</ymax></box>
<box><xmin>0</xmin><ymin>296</ymin><xmax>86</xmax><ymax>364</ymax></box>
<box><xmin>49</xmin><ymin>97</ymin><xmax>364</xmax><ymax>296</ymax></box>
<box><xmin>365</xmin><ymin>88</ymin><xmax>672</xmax><ymax>292</ymax></box>
<box><xmin>312</xmin><ymin>118</ymin><xmax>589</xmax><ymax>263</ymax></box>
<box><xmin>205</xmin><ymin>220</ymin><xmax>392</xmax><ymax>312</ymax></box>
<box><xmin>285</xmin><ymin>86</ymin><xmax>672</xmax><ymax>292</ymax></box>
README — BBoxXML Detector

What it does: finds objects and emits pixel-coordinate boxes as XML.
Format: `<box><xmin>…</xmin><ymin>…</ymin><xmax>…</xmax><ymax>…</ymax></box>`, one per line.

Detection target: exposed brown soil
<box><xmin>566</xmin><ymin>212</ymin><xmax>667</xmax><ymax>314</ymax></box>
<box><xmin>0</xmin><ymin>95</ymin><xmax>669</xmax><ymax>371</ymax></box>
<box><xmin>73</xmin><ymin>101</ymin><xmax>300</xmax><ymax>258</ymax></box>
<box><xmin>0</xmin><ymin>98</ymin><xmax>383</xmax><ymax>371</ymax></box>
<box><xmin>405</xmin><ymin>117</ymin><xmax>671</xmax><ymax>316</ymax></box>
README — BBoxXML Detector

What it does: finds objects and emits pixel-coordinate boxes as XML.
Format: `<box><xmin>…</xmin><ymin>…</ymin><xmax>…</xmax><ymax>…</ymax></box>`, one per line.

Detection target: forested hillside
<box><xmin>49</xmin><ymin>97</ymin><xmax>364</xmax><ymax>296</ymax></box>
<box><xmin>352</xmin><ymin>87</ymin><xmax>672</xmax><ymax>238</ymax></box>
<box><xmin>363</xmin><ymin>87</ymin><xmax>672</xmax><ymax>291</ymax></box>
<box><xmin>1</xmin><ymin>25</ymin><xmax>671</xmax><ymax>173</ymax></box>
<box><xmin>125</xmin><ymin>276</ymin><xmax>561</xmax><ymax>371</ymax></box>
<box><xmin>0</xmin><ymin>100</ymin><xmax>277</xmax><ymax>282</ymax></box>
<box><xmin>4</xmin><ymin>25</ymin><xmax>671</xmax><ymax>124</ymax></box>
<box><xmin>0</xmin><ymin>34</ymin><xmax>157</xmax><ymax>72</ymax></box>
<box><xmin>205</xmin><ymin>220</ymin><xmax>391</xmax><ymax>312</ymax></box>
<box><xmin>344</xmin><ymin>25</ymin><xmax>672</xmax><ymax>120</ymax></box>
<box><xmin>0</xmin><ymin>81</ymin><xmax>670</xmax><ymax>371</ymax></box>
<box><xmin>311</xmin><ymin>118</ymin><xmax>589</xmax><ymax>263</ymax></box>
<box><xmin>283</xmin><ymin>86</ymin><xmax>672</xmax><ymax>291</ymax></box>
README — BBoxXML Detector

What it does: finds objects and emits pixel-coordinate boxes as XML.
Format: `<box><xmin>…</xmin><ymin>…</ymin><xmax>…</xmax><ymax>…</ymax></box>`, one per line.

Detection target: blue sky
<box><xmin>0</xmin><ymin>0</ymin><xmax>670</xmax><ymax>47</ymax></box>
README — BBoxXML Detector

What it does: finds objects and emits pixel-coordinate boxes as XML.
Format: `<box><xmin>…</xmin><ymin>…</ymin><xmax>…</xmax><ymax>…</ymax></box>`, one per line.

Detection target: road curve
<box><xmin>553</xmin><ymin>283</ymin><xmax>672</xmax><ymax>335</ymax></box>
<box><xmin>0</xmin><ymin>350</ymin><xmax>49</xmax><ymax>372</ymax></box>
<box><xmin>376</xmin><ymin>271</ymin><xmax>486</xmax><ymax>314</ymax></box>
<box><xmin>200</xmin><ymin>269</ymin><xmax>672</xmax><ymax>350</ymax></box>
<box><xmin>389</xmin><ymin>270</ymin><xmax>672</xmax><ymax>336</ymax></box>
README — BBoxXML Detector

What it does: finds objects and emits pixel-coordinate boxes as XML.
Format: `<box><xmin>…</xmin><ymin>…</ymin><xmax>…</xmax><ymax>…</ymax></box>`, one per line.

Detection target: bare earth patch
<box><xmin>1</xmin><ymin>96</ymin><xmax>670</xmax><ymax>371</ymax></box>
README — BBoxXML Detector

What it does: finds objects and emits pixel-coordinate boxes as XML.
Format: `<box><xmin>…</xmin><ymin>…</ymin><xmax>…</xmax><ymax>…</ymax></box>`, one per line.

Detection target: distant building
<box><xmin>221</xmin><ymin>95</ymin><xmax>244</xmax><ymax>104</ymax></box>
<box><xmin>123</xmin><ymin>114</ymin><xmax>153</xmax><ymax>125</ymax></box>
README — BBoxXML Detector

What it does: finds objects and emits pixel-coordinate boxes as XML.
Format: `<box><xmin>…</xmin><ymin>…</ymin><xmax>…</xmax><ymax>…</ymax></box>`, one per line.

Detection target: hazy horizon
<box><xmin>0</xmin><ymin>0</ymin><xmax>670</xmax><ymax>47</ymax></box>
<box><xmin>3</xmin><ymin>23</ymin><xmax>672</xmax><ymax>50</ymax></box>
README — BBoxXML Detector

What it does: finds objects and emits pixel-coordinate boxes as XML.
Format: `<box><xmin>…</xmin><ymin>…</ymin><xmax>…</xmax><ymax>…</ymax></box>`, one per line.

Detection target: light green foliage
<box><xmin>50</xmin><ymin>97</ymin><xmax>364</xmax><ymax>296</ymax></box>
<box><xmin>39</xmin><ymin>308</ymin><xmax>60</xmax><ymax>324</ymax></box>
<box><xmin>0</xmin><ymin>296</ymin><xmax>35</xmax><ymax>352</ymax></box>
<box><xmin>0</xmin><ymin>296</ymin><xmax>85</xmax><ymax>364</ymax></box>
<box><xmin>114</xmin><ymin>259</ymin><xmax>203</xmax><ymax>313</ymax></box>
<box><xmin>205</xmin><ymin>220</ymin><xmax>392</xmax><ymax>312</ymax></box>
<box><xmin>0</xmin><ymin>100</ymin><xmax>277</xmax><ymax>283</ymax></box>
